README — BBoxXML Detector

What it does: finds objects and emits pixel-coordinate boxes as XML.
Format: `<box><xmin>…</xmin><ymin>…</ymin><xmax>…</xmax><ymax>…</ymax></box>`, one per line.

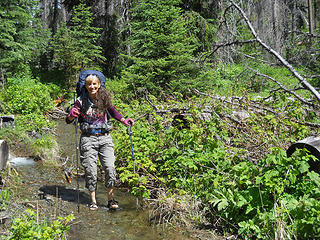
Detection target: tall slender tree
<box><xmin>0</xmin><ymin>0</ymin><xmax>50</xmax><ymax>79</ymax></box>
<box><xmin>50</xmin><ymin>2</ymin><xmax>105</xmax><ymax>87</ymax></box>
<box><xmin>121</xmin><ymin>0</ymin><xmax>202</xmax><ymax>97</ymax></box>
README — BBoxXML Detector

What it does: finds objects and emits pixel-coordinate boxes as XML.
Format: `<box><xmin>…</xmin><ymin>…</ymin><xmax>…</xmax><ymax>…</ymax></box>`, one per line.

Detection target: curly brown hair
<box><xmin>86</xmin><ymin>75</ymin><xmax>113</xmax><ymax>110</ymax></box>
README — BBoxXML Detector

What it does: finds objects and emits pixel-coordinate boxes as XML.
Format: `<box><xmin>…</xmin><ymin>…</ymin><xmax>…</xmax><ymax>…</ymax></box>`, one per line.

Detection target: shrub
<box><xmin>8</xmin><ymin>209</ymin><xmax>74</xmax><ymax>240</ymax></box>
<box><xmin>0</xmin><ymin>76</ymin><xmax>54</xmax><ymax>115</ymax></box>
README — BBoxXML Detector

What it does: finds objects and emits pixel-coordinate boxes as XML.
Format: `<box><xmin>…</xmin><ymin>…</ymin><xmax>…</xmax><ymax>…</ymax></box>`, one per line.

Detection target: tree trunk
<box><xmin>40</xmin><ymin>0</ymin><xmax>50</xmax><ymax>29</ymax></box>
<box><xmin>308</xmin><ymin>0</ymin><xmax>314</xmax><ymax>34</ymax></box>
<box><xmin>292</xmin><ymin>0</ymin><xmax>297</xmax><ymax>39</ymax></box>
<box><xmin>255</xmin><ymin>0</ymin><xmax>265</xmax><ymax>37</ymax></box>
<box><xmin>272</xmin><ymin>0</ymin><xmax>281</xmax><ymax>54</ymax></box>
<box><xmin>315</xmin><ymin>0</ymin><xmax>319</xmax><ymax>29</ymax></box>
<box><xmin>52</xmin><ymin>0</ymin><xmax>59</xmax><ymax>36</ymax></box>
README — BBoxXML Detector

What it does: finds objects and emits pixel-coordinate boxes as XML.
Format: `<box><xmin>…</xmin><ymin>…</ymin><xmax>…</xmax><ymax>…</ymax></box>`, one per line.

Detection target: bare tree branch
<box><xmin>200</xmin><ymin>39</ymin><xmax>257</xmax><ymax>62</ymax></box>
<box><xmin>248</xmin><ymin>68</ymin><xmax>316</xmax><ymax>107</ymax></box>
<box><xmin>229</xmin><ymin>0</ymin><xmax>320</xmax><ymax>104</ymax></box>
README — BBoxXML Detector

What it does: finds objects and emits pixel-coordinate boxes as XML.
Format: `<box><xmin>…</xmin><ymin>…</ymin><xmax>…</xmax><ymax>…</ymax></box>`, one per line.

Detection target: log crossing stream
<box><xmin>8</xmin><ymin>120</ymin><xmax>192</xmax><ymax>240</ymax></box>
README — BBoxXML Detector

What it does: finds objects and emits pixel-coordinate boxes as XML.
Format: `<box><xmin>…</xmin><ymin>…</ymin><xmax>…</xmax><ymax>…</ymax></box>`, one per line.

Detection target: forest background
<box><xmin>1</xmin><ymin>0</ymin><xmax>320</xmax><ymax>239</ymax></box>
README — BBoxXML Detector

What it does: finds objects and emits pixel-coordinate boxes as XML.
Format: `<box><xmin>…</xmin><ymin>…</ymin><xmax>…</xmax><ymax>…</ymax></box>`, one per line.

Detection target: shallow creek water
<box><xmin>9</xmin><ymin>120</ymin><xmax>192</xmax><ymax>240</ymax></box>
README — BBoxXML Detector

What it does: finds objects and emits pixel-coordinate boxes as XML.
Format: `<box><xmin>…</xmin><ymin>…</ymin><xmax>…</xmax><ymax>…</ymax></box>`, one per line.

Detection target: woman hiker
<box><xmin>66</xmin><ymin>73</ymin><xmax>134</xmax><ymax>211</ymax></box>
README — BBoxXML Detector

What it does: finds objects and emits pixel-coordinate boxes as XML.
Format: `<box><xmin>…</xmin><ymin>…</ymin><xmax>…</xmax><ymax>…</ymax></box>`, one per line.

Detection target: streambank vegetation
<box><xmin>1</xmin><ymin>0</ymin><xmax>320</xmax><ymax>239</ymax></box>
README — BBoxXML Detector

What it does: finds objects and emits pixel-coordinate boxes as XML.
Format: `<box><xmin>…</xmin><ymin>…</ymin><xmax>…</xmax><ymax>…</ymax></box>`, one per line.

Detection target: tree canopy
<box><xmin>50</xmin><ymin>2</ymin><xmax>105</xmax><ymax>87</ymax></box>
<box><xmin>120</xmin><ymin>0</ymin><xmax>207</xmax><ymax>97</ymax></box>
<box><xmin>0</xmin><ymin>0</ymin><xmax>49</xmax><ymax>78</ymax></box>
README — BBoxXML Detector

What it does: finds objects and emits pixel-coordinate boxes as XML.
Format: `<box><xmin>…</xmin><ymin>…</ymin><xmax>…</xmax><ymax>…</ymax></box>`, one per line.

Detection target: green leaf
<box><xmin>217</xmin><ymin>198</ymin><xmax>229</xmax><ymax>211</ymax></box>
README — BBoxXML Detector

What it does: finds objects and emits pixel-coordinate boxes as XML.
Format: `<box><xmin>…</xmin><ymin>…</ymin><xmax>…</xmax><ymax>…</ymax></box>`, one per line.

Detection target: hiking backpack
<box><xmin>76</xmin><ymin>70</ymin><xmax>107</xmax><ymax>97</ymax></box>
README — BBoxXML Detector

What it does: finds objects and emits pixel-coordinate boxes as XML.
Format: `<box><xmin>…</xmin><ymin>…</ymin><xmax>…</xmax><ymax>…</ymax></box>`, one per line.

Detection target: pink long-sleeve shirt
<box><xmin>66</xmin><ymin>96</ymin><xmax>123</xmax><ymax>125</ymax></box>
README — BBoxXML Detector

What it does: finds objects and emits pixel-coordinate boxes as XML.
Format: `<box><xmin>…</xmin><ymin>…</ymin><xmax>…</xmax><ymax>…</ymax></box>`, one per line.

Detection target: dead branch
<box><xmin>192</xmin><ymin>88</ymin><xmax>280</xmax><ymax>116</ymax></box>
<box><xmin>287</xmin><ymin>30</ymin><xmax>320</xmax><ymax>38</ymax></box>
<box><xmin>229</xmin><ymin>0</ymin><xmax>320</xmax><ymax>103</ymax></box>
<box><xmin>248</xmin><ymin>68</ymin><xmax>316</xmax><ymax>107</ymax></box>
<box><xmin>201</xmin><ymin>39</ymin><xmax>257</xmax><ymax>63</ymax></box>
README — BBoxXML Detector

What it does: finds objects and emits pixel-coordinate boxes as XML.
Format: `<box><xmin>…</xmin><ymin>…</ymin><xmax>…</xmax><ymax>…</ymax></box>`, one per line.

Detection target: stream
<box><xmin>8</xmin><ymin>120</ymin><xmax>193</xmax><ymax>240</ymax></box>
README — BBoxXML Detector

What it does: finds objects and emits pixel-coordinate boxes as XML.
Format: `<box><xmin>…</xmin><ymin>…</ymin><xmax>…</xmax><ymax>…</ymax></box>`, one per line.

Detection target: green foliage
<box><xmin>50</xmin><ymin>2</ymin><xmax>105</xmax><ymax>87</ymax></box>
<box><xmin>121</xmin><ymin>0</ymin><xmax>203</xmax><ymax>97</ymax></box>
<box><xmin>16</xmin><ymin>114</ymin><xmax>54</xmax><ymax>134</ymax></box>
<box><xmin>0</xmin><ymin>76</ymin><xmax>54</xmax><ymax>115</ymax></box>
<box><xmin>0</xmin><ymin>75</ymin><xmax>57</xmax><ymax>160</ymax></box>
<box><xmin>112</xmin><ymin>93</ymin><xmax>319</xmax><ymax>239</ymax></box>
<box><xmin>202</xmin><ymin>63</ymin><xmax>307</xmax><ymax>97</ymax></box>
<box><xmin>0</xmin><ymin>189</ymin><xmax>11</xmax><ymax>210</ymax></box>
<box><xmin>184</xmin><ymin>11</ymin><xmax>217</xmax><ymax>54</ymax></box>
<box><xmin>0</xmin><ymin>0</ymin><xmax>50</xmax><ymax>78</ymax></box>
<box><xmin>8</xmin><ymin>209</ymin><xmax>74</xmax><ymax>240</ymax></box>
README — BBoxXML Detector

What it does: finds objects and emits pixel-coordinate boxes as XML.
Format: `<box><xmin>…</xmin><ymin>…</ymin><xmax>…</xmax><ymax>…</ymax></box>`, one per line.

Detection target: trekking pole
<box><xmin>73</xmin><ymin>92</ymin><xmax>80</xmax><ymax>213</ymax></box>
<box><xmin>127</xmin><ymin>123</ymin><xmax>138</xmax><ymax>208</ymax></box>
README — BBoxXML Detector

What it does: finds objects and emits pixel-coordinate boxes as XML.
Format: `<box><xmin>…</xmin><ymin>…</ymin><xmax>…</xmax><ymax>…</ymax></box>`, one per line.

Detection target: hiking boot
<box><xmin>107</xmin><ymin>199</ymin><xmax>119</xmax><ymax>210</ymax></box>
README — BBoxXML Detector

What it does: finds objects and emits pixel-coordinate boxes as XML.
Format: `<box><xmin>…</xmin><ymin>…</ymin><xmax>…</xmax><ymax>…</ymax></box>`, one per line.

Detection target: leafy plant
<box><xmin>0</xmin><ymin>77</ymin><xmax>54</xmax><ymax>115</ymax></box>
<box><xmin>112</xmin><ymin>91</ymin><xmax>319</xmax><ymax>239</ymax></box>
<box><xmin>8</xmin><ymin>209</ymin><xmax>74</xmax><ymax>240</ymax></box>
<box><xmin>0</xmin><ymin>189</ymin><xmax>11</xmax><ymax>210</ymax></box>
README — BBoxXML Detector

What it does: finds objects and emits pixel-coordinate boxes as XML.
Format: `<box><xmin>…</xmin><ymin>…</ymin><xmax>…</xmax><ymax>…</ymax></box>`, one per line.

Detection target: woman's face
<box><xmin>85</xmin><ymin>77</ymin><xmax>101</xmax><ymax>98</ymax></box>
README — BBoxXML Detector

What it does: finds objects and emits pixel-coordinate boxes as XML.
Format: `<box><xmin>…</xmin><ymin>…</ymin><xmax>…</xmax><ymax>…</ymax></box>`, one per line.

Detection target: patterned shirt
<box><xmin>67</xmin><ymin>94</ymin><xmax>123</xmax><ymax>125</ymax></box>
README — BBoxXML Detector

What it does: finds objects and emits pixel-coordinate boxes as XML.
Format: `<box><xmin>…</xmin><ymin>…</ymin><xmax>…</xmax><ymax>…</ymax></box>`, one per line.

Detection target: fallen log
<box><xmin>287</xmin><ymin>135</ymin><xmax>320</xmax><ymax>172</ymax></box>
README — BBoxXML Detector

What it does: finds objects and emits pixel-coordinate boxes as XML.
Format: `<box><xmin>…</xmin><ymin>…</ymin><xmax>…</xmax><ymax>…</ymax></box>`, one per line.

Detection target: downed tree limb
<box><xmin>192</xmin><ymin>88</ymin><xmax>320</xmax><ymax>128</ymax></box>
<box><xmin>248</xmin><ymin>67</ymin><xmax>316</xmax><ymax>107</ymax></box>
<box><xmin>229</xmin><ymin>0</ymin><xmax>320</xmax><ymax>104</ymax></box>
<box><xmin>192</xmin><ymin>88</ymin><xmax>280</xmax><ymax>116</ymax></box>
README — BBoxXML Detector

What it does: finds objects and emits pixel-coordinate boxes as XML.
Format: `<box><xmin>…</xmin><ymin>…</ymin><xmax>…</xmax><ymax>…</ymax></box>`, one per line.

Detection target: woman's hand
<box><xmin>69</xmin><ymin>107</ymin><xmax>80</xmax><ymax>119</ymax></box>
<box><xmin>122</xmin><ymin>118</ymin><xmax>135</xmax><ymax>126</ymax></box>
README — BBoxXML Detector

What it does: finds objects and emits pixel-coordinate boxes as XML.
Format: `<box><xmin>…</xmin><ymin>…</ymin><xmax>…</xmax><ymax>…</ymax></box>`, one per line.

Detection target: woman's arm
<box><xmin>108</xmin><ymin>106</ymin><xmax>135</xmax><ymax>126</ymax></box>
<box><xmin>108</xmin><ymin>106</ymin><xmax>124</xmax><ymax>122</ymax></box>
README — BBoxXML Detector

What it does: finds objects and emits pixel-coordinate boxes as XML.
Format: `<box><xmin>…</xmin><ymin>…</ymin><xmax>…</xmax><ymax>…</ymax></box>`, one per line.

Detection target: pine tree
<box><xmin>121</xmin><ymin>0</ymin><xmax>201</xmax><ymax>98</ymax></box>
<box><xmin>0</xmin><ymin>0</ymin><xmax>50</xmax><ymax>78</ymax></box>
<box><xmin>50</xmin><ymin>2</ymin><xmax>105</xmax><ymax>87</ymax></box>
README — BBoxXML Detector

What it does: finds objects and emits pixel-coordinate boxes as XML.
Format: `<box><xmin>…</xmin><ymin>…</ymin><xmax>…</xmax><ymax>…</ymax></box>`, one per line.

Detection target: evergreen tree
<box><xmin>0</xmin><ymin>0</ymin><xmax>50</xmax><ymax>78</ymax></box>
<box><xmin>121</xmin><ymin>0</ymin><xmax>201</xmax><ymax>98</ymax></box>
<box><xmin>50</xmin><ymin>2</ymin><xmax>105</xmax><ymax>87</ymax></box>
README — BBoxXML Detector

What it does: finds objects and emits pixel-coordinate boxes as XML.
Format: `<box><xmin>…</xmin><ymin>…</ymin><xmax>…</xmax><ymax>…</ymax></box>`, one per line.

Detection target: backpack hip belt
<box><xmin>80</xmin><ymin>122</ymin><xmax>113</xmax><ymax>135</ymax></box>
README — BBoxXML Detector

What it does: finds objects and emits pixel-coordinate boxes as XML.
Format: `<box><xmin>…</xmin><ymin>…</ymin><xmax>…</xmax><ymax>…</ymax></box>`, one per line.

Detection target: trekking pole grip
<box><xmin>127</xmin><ymin>124</ymin><xmax>132</xmax><ymax>136</ymax></box>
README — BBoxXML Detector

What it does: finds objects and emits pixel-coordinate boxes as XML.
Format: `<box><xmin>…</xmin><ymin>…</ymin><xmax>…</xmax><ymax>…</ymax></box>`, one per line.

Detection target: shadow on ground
<box><xmin>39</xmin><ymin>185</ymin><xmax>90</xmax><ymax>205</ymax></box>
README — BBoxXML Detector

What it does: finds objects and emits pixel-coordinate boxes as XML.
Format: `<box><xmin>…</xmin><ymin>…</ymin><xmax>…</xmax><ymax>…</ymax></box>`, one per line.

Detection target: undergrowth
<box><xmin>0</xmin><ymin>75</ymin><xmax>61</xmax><ymax>161</ymax></box>
<box><xmin>112</xmin><ymin>90</ymin><xmax>320</xmax><ymax>239</ymax></box>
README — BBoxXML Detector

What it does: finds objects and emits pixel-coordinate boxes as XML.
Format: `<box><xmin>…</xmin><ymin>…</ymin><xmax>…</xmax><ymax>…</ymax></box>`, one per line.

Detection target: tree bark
<box><xmin>52</xmin><ymin>0</ymin><xmax>59</xmax><ymax>36</ymax></box>
<box><xmin>292</xmin><ymin>0</ymin><xmax>297</xmax><ymax>39</ymax></box>
<box><xmin>308</xmin><ymin>0</ymin><xmax>314</xmax><ymax>34</ymax></box>
<box><xmin>40</xmin><ymin>0</ymin><xmax>50</xmax><ymax>29</ymax></box>
<box><xmin>272</xmin><ymin>0</ymin><xmax>281</xmax><ymax>53</ymax></box>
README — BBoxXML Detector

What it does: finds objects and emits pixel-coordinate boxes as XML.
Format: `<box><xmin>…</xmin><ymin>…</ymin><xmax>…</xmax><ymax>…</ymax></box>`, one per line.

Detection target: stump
<box><xmin>0</xmin><ymin>140</ymin><xmax>8</xmax><ymax>170</ymax></box>
<box><xmin>286</xmin><ymin>136</ymin><xmax>320</xmax><ymax>172</ymax></box>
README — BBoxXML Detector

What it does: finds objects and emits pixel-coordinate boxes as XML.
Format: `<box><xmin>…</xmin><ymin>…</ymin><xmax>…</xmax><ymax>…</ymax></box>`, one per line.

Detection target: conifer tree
<box><xmin>121</xmin><ymin>0</ymin><xmax>201</xmax><ymax>98</ymax></box>
<box><xmin>0</xmin><ymin>0</ymin><xmax>49</xmax><ymax>78</ymax></box>
<box><xmin>50</xmin><ymin>2</ymin><xmax>105</xmax><ymax>87</ymax></box>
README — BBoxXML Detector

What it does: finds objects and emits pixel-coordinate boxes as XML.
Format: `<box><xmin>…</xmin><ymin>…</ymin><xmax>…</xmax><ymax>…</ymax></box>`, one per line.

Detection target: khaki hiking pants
<box><xmin>80</xmin><ymin>133</ymin><xmax>117</xmax><ymax>192</ymax></box>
